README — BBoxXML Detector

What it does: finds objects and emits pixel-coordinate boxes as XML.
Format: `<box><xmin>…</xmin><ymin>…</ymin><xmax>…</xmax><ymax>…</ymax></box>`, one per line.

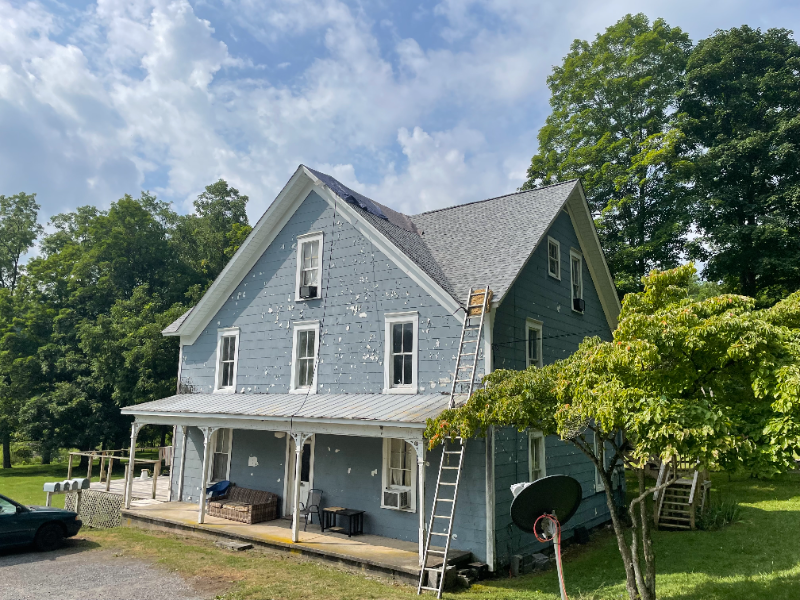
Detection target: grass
<box><xmin>2</xmin><ymin>464</ymin><xmax>799</xmax><ymax>600</ymax></box>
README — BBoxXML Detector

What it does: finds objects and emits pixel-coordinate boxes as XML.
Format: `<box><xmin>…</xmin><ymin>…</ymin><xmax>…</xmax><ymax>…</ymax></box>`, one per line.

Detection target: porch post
<box><xmin>167</xmin><ymin>424</ymin><xmax>177</xmax><ymax>501</ymax></box>
<box><xmin>198</xmin><ymin>426</ymin><xmax>217</xmax><ymax>524</ymax></box>
<box><xmin>406</xmin><ymin>439</ymin><xmax>427</xmax><ymax>566</ymax></box>
<box><xmin>124</xmin><ymin>422</ymin><xmax>143</xmax><ymax>509</ymax></box>
<box><xmin>177</xmin><ymin>425</ymin><xmax>188</xmax><ymax>502</ymax></box>
<box><xmin>291</xmin><ymin>432</ymin><xmax>311</xmax><ymax>543</ymax></box>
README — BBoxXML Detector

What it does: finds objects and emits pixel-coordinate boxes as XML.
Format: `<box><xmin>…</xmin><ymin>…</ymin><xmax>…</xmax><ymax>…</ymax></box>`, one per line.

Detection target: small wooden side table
<box><xmin>321</xmin><ymin>507</ymin><xmax>365</xmax><ymax>537</ymax></box>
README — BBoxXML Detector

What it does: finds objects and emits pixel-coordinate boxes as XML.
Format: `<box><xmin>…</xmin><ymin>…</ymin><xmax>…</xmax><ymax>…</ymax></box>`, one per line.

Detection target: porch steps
<box><xmin>654</xmin><ymin>459</ymin><xmax>711</xmax><ymax>530</ymax></box>
<box><xmin>418</xmin><ymin>286</ymin><xmax>490</xmax><ymax>598</ymax></box>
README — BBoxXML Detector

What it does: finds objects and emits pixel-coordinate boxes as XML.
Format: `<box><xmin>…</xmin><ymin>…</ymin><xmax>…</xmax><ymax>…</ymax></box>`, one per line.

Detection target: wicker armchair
<box><xmin>207</xmin><ymin>485</ymin><xmax>280</xmax><ymax>524</ymax></box>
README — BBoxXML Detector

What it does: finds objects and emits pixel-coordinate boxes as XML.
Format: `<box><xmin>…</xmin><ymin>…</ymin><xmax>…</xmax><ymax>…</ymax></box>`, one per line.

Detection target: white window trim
<box><xmin>213</xmin><ymin>328</ymin><xmax>240</xmax><ymax>394</ymax></box>
<box><xmin>290</xmin><ymin>320</ymin><xmax>320</xmax><ymax>394</ymax></box>
<box><xmin>294</xmin><ymin>231</ymin><xmax>324</xmax><ymax>302</ymax></box>
<box><xmin>528</xmin><ymin>430</ymin><xmax>547</xmax><ymax>482</ymax></box>
<box><xmin>380</xmin><ymin>438</ymin><xmax>417</xmax><ymax>512</ymax></box>
<box><xmin>209</xmin><ymin>428</ymin><xmax>233</xmax><ymax>483</ymax></box>
<box><xmin>383</xmin><ymin>311</ymin><xmax>419</xmax><ymax>394</ymax></box>
<box><xmin>547</xmin><ymin>236</ymin><xmax>561</xmax><ymax>280</ymax></box>
<box><xmin>526</xmin><ymin>318</ymin><xmax>543</xmax><ymax>369</ymax></box>
<box><xmin>570</xmin><ymin>248</ymin><xmax>584</xmax><ymax>313</ymax></box>
<box><xmin>594</xmin><ymin>434</ymin><xmax>606</xmax><ymax>492</ymax></box>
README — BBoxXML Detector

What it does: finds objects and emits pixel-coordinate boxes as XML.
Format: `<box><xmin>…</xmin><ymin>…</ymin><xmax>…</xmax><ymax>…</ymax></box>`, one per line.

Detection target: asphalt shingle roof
<box><xmin>311</xmin><ymin>168</ymin><xmax>579</xmax><ymax>306</ymax></box>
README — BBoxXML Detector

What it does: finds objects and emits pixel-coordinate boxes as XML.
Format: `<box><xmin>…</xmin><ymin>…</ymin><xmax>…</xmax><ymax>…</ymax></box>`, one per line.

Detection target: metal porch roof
<box><xmin>122</xmin><ymin>393</ymin><xmax>451</xmax><ymax>426</ymax></box>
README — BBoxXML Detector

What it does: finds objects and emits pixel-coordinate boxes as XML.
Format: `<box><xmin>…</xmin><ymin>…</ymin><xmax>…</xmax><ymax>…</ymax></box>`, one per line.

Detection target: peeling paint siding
<box><xmin>180</xmin><ymin>190</ymin><xmax>478</xmax><ymax>394</ymax></box>
<box><xmin>490</xmin><ymin>210</ymin><xmax>616</xmax><ymax>569</ymax></box>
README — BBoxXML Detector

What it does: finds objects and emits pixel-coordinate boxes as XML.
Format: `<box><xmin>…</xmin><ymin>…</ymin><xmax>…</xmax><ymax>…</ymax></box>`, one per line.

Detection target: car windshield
<box><xmin>0</xmin><ymin>496</ymin><xmax>17</xmax><ymax>514</ymax></box>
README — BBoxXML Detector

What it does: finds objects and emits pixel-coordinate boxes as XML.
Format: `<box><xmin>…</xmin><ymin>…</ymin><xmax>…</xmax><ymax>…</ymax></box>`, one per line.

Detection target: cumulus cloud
<box><xmin>0</xmin><ymin>0</ymin><xmax>797</xmax><ymax>224</ymax></box>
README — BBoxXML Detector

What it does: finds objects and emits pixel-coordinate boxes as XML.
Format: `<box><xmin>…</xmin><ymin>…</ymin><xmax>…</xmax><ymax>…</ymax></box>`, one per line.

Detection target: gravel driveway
<box><xmin>0</xmin><ymin>540</ymin><xmax>208</xmax><ymax>600</ymax></box>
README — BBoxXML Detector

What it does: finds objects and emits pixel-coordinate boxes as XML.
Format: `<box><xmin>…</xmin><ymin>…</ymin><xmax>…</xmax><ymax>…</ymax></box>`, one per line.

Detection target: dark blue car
<box><xmin>0</xmin><ymin>493</ymin><xmax>82</xmax><ymax>551</ymax></box>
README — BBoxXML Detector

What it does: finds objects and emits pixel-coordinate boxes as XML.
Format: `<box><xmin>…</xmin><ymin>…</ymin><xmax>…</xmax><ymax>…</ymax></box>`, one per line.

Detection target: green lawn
<box><xmin>2</xmin><ymin>464</ymin><xmax>798</xmax><ymax>600</ymax></box>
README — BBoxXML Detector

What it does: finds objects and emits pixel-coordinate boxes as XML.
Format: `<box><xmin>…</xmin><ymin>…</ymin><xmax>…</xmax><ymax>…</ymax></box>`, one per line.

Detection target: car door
<box><xmin>0</xmin><ymin>495</ymin><xmax>24</xmax><ymax>547</ymax></box>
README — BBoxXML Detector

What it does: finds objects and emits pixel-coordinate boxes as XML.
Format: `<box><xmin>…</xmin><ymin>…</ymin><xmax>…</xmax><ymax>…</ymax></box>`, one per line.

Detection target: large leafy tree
<box><xmin>0</xmin><ymin>192</ymin><xmax>43</xmax><ymax>467</ymax></box>
<box><xmin>523</xmin><ymin>14</ymin><xmax>693</xmax><ymax>296</ymax></box>
<box><xmin>427</xmin><ymin>265</ymin><xmax>800</xmax><ymax>600</ymax></box>
<box><xmin>679</xmin><ymin>26</ymin><xmax>800</xmax><ymax>303</ymax></box>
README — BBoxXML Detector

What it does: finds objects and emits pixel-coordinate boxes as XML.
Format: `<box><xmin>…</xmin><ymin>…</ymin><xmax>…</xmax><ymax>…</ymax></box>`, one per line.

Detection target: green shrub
<box><xmin>698</xmin><ymin>497</ymin><xmax>741</xmax><ymax>530</ymax></box>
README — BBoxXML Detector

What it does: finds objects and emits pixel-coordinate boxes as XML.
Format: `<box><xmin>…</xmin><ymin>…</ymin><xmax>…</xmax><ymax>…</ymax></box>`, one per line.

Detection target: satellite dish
<box><xmin>510</xmin><ymin>475</ymin><xmax>582</xmax><ymax>600</ymax></box>
<box><xmin>510</xmin><ymin>475</ymin><xmax>582</xmax><ymax>533</ymax></box>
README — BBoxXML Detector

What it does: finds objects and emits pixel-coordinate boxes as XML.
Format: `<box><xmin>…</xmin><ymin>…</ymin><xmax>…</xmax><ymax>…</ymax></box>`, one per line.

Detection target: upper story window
<box><xmin>381</xmin><ymin>438</ymin><xmax>417</xmax><ymax>511</ymax></box>
<box><xmin>547</xmin><ymin>237</ymin><xmax>561</xmax><ymax>279</ymax></box>
<box><xmin>383</xmin><ymin>312</ymin><xmax>419</xmax><ymax>394</ymax></box>
<box><xmin>214</xmin><ymin>329</ymin><xmax>240</xmax><ymax>393</ymax></box>
<box><xmin>594</xmin><ymin>433</ymin><xmax>606</xmax><ymax>492</ymax></box>
<box><xmin>529</xmin><ymin>431</ymin><xmax>546</xmax><ymax>481</ymax></box>
<box><xmin>291</xmin><ymin>321</ymin><xmax>320</xmax><ymax>394</ymax></box>
<box><xmin>295</xmin><ymin>232</ymin><xmax>323</xmax><ymax>301</ymax></box>
<box><xmin>570</xmin><ymin>249</ymin><xmax>584</xmax><ymax>313</ymax></box>
<box><xmin>526</xmin><ymin>319</ymin><xmax>543</xmax><ymax>368</ymax></box>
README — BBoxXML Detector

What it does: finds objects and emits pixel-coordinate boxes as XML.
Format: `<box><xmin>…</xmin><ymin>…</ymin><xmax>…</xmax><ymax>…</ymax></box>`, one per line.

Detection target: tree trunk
<box><xmin>2</xmin><ymin>433</ymin><xmax>11</xmax><ymax>469</ymax></box>
<box><xmin>41</xmin><ymin>446</ymin><xmax>52</xmax><ymax>465</ymax></box>
<box><xmin>159</xmin><ymin>427</ymin><xmax>167</xmax><ymax>449</ymax></box>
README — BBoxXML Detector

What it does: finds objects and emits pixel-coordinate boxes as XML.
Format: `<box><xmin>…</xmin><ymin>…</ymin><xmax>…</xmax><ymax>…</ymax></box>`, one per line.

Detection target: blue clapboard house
<box><xmin>121</xmin><ymin>165</ymin><xmax>622</xmax><ymax>572</ymax></box>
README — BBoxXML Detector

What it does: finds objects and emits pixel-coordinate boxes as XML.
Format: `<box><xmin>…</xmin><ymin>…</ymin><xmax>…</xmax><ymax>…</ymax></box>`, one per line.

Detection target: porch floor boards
<box><xmin>89</xmin><ymin>477</ymin><xmax>170</xmax><ymax>504</ymax></box>
<box><xmin>121</xmin><ymin>501</ymin><xmax>467</xmax><ymax>583</ymax></box>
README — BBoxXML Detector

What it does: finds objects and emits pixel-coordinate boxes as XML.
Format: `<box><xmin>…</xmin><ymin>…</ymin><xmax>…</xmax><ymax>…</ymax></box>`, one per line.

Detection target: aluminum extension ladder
<box><xmin>418</xmin><ymin>286</ymin><xmax>491</xmax><ymax>598</ymax></box>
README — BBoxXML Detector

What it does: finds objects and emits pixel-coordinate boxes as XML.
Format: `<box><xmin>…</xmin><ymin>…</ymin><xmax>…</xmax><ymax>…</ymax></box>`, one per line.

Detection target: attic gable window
<box><xmin>295</xmin><ymin>232</ymin><xmax>323</xmax><ymax>301</ymax></box>
<box><xmin>547</xmin><ymin>237</ymin><xmax>561</xmax><ymax>279</ymax></box>
<box><xmin>214</xmin><ymin>329</ymin><xmax>240</xmax><ymax>393</ymax></box>
<box><xmin>570</xmin><ymin>249</ymin><xmax>584</xmax><ymax>313</ymax></box>
<box><xmin>290</xmin><ymin>321</ymin><xmax>320</xmax><ymax>394</ymax></box>
<box><xmin>383</xmin><ymin>312</ymin><xmax>419</xmax><ymax>394</ymax></box>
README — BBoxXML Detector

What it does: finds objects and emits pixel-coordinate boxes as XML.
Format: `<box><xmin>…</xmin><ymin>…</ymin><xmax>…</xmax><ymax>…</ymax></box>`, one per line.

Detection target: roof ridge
<box><xmin>411</xmin><ymin>179</ymin><xmax>579</xmax><ymax>217</ymax></box>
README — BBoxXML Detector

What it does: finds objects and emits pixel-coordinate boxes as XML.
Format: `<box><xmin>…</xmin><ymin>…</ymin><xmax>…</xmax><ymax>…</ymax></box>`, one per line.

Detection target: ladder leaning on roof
<box><xmin>418</xmin><ymin>286</ymin><xmax>491</xmax><ymax>598</ymax></box>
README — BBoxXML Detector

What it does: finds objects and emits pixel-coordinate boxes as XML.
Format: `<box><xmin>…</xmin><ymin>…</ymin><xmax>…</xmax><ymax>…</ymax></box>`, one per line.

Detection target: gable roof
<box><xmin>165</xmin><ymin>167</ymin><xmax>621</xmax><ymax>340</ymax></box>
<box><xmin>412</xmin><ymin>181</ymin><xmax>578</xmax><ymax>305</ymax></box>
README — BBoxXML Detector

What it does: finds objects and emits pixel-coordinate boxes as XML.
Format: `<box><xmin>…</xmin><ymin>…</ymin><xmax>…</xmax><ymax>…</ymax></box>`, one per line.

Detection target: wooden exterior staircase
<box><xmin>653</xmin><ymin>459</ymin><xmax>711</xmax><ymax>530</ymax></box>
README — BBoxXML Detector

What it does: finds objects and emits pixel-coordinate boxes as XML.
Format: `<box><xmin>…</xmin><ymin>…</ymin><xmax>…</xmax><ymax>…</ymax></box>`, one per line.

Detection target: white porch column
<box><xmin>176</xmin><ymin>425</ymin><xmax>188</xmax><ymax>502</ymax></box>
<box><xmin>291</xmin><ymin>432</ymin><xmax>311</xmax><ymax>543</ymax></box>
<box><xmin>198</xmin><ymin>426</ymin><xmax>218</xmax><ymax>524</ymax></box>
<box><xmin>124</xmin><ymin>422</ymin><xmax>143</xmax><ymax>509</ymax></box>
<box><xmin>406</xmin><ymin>439</ymin><xmax>427</xmax><ymax>566</ymax></box>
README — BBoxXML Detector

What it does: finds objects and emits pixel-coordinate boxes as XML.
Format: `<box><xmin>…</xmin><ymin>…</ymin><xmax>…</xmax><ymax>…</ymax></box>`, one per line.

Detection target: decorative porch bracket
<box><xmin>291</xmin><ymin>431</ymin><xmax>313</xmax><ymax>543</ymax></box>
<box><xmin>405</xmin><ymin>438</ymin><xmax>427</xmax><ymax>566</ymax></box>
<box><xmin>198</xmin><ymin>426</ymin><xmax>219</xmax><ymax>524</ymax></box>
<box><xmin>124</xmin><ymin>421</ymin><xmax>144</xmax><ymax>509</ymax></box>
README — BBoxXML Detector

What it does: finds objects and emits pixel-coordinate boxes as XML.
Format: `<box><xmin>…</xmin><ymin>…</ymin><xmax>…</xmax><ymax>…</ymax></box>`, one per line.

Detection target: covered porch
<box><xmin>120</xmin><ymin>392</ymin><xmax>453</xmax><ymax>565</ymax></box>
<box><xmin>121</xmin><ymin>500</ymin><xmax>470</xmax><ymax>584</ymax></box>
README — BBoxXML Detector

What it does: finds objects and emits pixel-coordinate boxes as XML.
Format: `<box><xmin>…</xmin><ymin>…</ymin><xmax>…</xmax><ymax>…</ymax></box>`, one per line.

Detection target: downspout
<box><xmin>484</xmin><ymin>308</ymin><xmax>496</xmax><ymax>570</ymax></box>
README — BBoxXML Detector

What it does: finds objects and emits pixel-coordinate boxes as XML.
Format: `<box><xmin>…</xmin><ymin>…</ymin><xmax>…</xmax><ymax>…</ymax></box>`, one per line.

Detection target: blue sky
<box><xmin>1</xmin><ymin>0</ymin><xmax>798</xmax><ymax>223</ymax></box>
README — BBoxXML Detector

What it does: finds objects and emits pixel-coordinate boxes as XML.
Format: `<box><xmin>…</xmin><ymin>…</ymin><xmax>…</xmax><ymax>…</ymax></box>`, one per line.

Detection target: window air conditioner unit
<box><xmin>299</xmin><ymin>285</ymin><xmax>318</xmax><ymax>299</ymax></box>
<box><xmin>573</xmin><ymin>298</ymin><xmax>586</xmax><ymax>312</ymax></box>
<box><xmin>383</xmin><ymin>489</ymin><xmax>410</xmax><ymax>509</ymax></box>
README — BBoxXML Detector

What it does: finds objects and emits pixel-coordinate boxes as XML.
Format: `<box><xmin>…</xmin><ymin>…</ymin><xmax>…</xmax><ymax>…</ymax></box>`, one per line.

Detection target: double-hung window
<box><xmin>594</xmin><ymin>433</ymin><xmax>606</xmax><ymax>492</ymax></box>
<box><xmin>526</xmin><ymin>319</ymin><xmax>543</xmax><ymax>368</ymax></box>
<box><xmin>291</xmin><ymin>321</ymin><xmax>320</xmax><ymax>393</ymax></box>
<box><xmin>295</xmin><ymin>232</ymin><xmax>323</xmax><ymax>300</ymax></box>
<box><xmin>383</xmin><ymin>312</ymin><xmax>419</xmax><ymax>394</ymax></box>
<box><xmin>214</xmin><ymin>329</ymin><xmax>240</xmax><ymax>393</ymax></box>
<box><xmin>381</xmin><ymin>438</ymin><xmax>417</xmax><ymax>511</ymax></box>
<box><xmin>547</xmin><ymin>237</ymin><xmax>561</xmax><ymax>279</ymax></box>
<box><xmin>570</xmin><ymin>249</ymin><xmax>584</xmax><ymax>312</ymax></box>
<box><xmin>529</xmin><ymin>431</ymin><xmax>546</xmax><ymax>481</ymax></box>
<box><xmin>211</xmin><ymin>428</ymin><xmax>232</xmax><ymax>482</ymax></box>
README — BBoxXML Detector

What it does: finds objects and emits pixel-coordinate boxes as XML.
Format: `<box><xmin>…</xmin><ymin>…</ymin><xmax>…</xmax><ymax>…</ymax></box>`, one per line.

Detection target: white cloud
<box><xmin>0</xmin><ymin>0</ymin><xmax>797</xmax><ymax>226</ymax></box>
